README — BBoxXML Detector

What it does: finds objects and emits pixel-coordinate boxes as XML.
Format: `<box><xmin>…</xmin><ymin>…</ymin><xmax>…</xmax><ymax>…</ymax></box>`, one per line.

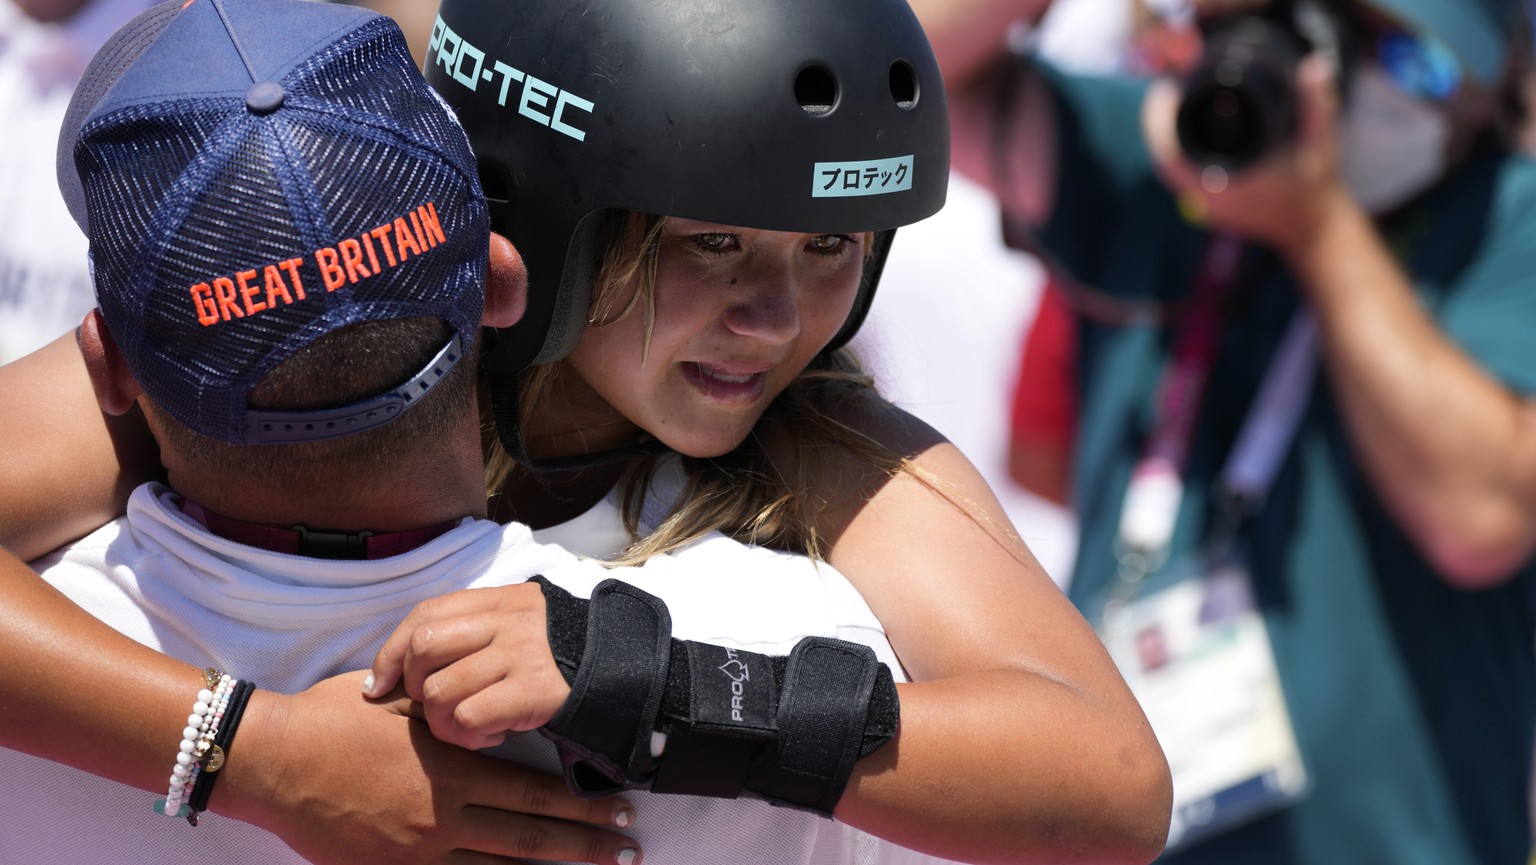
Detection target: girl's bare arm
<box><xmin>814</xmin><ymin>403</ymin><xmax>1171</xmax><ymax>865</ymax></box>
<box><xmin>0</xmin><ymin>331</ymin><xmax>160</xmax><ymax>558</ymax></box>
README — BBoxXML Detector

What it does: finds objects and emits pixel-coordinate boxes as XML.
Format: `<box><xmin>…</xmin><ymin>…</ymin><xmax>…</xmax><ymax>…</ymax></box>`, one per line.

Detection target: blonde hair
<box><xmin>484</xmin><ymin>211</ymin><xmax>910</xmax><ymax>563</ymax></box>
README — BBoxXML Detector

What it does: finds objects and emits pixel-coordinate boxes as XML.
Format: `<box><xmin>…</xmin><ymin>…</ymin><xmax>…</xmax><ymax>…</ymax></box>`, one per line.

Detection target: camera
<box><xmin>1175</xmin><ymin>0</ymin><xmax>1352</xmax><ymax>171</ymax></box>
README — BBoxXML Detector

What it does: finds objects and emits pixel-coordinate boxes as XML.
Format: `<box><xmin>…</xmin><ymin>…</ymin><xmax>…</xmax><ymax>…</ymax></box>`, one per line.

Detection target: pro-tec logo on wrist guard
<box><xmin>690</xmin><ymin>644</ymin><xmax>776</xmax><ymax>735</ymax></box>
<box><xmin>718</xmin><ymin>651</ymin><xmax>751</xmax><ymax>722</ymax></box>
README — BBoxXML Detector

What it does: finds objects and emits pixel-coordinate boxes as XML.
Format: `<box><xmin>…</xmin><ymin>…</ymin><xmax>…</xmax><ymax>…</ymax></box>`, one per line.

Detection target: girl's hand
<box><xmin>369</xmin><ymin>583</ymin><xmax>572</xmax><ymax>750</ymax></box>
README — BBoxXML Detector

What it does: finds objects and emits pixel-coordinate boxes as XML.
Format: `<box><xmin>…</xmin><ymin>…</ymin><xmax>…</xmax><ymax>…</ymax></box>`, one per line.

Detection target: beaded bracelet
<box><xmin>183</xmin><ymin>676</ymin><xmax>236</xmax><ymax>811</ymax></box>
<box><xmin>187</xmin><ymin>678</ymin><xmax>255</xmax><ymax>825</ymax></box>
<box><xmin>154</xmin><ymin>668</ymin><xmax>233</xmax><ymax>820</ymax></box>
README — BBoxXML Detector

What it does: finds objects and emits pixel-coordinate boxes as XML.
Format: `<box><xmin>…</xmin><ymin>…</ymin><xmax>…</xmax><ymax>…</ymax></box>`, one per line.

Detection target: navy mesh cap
<box><xmin>60</xmin><ymin>0</ymin><xmax>489</xmax><ymax>445</ymax></box>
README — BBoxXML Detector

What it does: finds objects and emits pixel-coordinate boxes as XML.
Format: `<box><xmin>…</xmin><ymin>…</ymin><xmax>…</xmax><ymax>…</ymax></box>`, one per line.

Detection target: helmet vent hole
<box><xmin>889</xmin><ymin>61</ymin><xmax>918</xmax><ymax>109</ymax></box>
<box><xmin>795</xmin><ymin>65</ymin><xmax>838</xmax><ymax>116</ymax></box>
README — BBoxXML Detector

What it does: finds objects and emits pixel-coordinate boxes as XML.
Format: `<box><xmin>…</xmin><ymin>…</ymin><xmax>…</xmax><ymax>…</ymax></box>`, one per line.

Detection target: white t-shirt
<box><xmin>7</xmin><ymin>483</ymin><xmax>950</xmax><ymax>864</ymax></box>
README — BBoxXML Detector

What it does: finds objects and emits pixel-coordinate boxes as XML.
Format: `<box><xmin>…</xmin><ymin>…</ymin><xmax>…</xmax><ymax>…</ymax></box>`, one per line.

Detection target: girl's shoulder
<box><xmin>763</xmin><ymin>388</ymin><xmax>967</xmax><ymax>535</ymax></box>
<box><xmin>771</xmin><ymin>385</ymin><xmax>949</xmax><ymax>466</ymax></box>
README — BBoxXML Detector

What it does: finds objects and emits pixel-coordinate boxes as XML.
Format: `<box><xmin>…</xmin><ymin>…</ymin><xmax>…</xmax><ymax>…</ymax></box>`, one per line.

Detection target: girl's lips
<box><xmin>682</xmin><ymin>361</ymin><xmax>769</xmax><ymax>403</ymax></box>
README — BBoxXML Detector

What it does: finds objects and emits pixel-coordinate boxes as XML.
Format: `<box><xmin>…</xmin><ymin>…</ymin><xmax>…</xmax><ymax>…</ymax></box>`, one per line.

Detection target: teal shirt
<box><xmin>1026</xmin><ymin>65</ymin><xmax>1536</xmax><ymax>865</ymax></box>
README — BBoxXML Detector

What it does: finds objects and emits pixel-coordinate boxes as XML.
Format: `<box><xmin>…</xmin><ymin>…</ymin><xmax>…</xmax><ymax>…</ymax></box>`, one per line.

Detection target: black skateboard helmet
<box><xmin>426</xmin><ymin>0</ymin><xmax>950</xmax><ymax>376</ymax></box>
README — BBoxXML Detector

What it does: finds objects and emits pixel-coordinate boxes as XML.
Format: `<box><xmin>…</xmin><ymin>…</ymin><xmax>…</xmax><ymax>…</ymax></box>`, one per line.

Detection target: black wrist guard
<box><xmin>534</xmin><ymin>577</ymin><xmax>900</xmax><ymax>815</ymax></box>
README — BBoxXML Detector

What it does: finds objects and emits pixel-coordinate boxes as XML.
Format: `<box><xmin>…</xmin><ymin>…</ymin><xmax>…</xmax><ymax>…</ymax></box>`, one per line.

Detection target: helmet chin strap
<box><xmin>490</xmin><ymin>372</ymin><xmax>670</xmax><ymax>479</ymax></box>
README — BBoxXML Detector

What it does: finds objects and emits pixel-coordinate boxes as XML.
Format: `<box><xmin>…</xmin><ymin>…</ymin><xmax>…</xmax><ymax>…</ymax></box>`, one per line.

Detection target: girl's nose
<box><xmin>721</xmin><ymin>276</ymin><xmax>801</xmax><ymax>345</ymax></box>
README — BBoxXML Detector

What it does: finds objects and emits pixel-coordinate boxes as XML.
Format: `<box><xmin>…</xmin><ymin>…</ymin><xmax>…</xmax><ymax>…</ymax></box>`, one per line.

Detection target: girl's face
<box><xmin>560</xmin><ymin>218</ymin><xmax>865</xmax><ymax>458</ymax></box>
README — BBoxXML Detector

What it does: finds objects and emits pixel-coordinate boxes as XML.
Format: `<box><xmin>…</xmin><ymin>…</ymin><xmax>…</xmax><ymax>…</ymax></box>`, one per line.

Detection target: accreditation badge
<box><xmin>1094</xmin><ymin>546</ymin><xmax>1309</xmax><ymax>850</ymax></box>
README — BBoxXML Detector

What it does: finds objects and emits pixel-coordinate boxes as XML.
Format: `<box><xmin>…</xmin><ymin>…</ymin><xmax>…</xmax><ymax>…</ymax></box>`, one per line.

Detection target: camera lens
<box><xmin>1179</xmin><ymin>78</ymin><xmax>1266</xmax><ymax>165</ymax></box>
<box><xmin>1176</xmin><ymin>16</ymin><xmax>1303</xmax><ymax>170</ymax></box>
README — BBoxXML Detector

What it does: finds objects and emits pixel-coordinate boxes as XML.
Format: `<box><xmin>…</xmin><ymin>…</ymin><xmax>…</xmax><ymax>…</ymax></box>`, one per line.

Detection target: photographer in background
<box><xmin>913</xmin><ymin>0</ymin><xmax>1536</xmax><ymax>862</ymax></box>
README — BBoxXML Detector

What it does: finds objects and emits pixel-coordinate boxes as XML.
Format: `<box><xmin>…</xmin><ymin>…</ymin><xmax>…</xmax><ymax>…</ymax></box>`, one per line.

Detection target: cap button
<box><xmin>245</xmin><ymin>81</ymin><xmax>285</xmax><ymax>115</ymax></box>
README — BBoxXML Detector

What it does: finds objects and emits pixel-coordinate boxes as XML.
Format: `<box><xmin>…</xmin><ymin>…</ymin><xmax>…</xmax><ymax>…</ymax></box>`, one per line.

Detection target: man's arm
<box><xmin>1143</xmin><ymin>58</ymin><xmax>1536</xmax><ymax>587</ymax></box>
<box><xmin>0</xmin><ymin>546</ymin><xmax>638</xmax><ymax>864</ymax></box>
<box><xmin>0</xmin><ymin>331</ymin><xmax>642</xmax><ymax>860</ymax></box>
<box><xmin>1284</xmin><ymin>188</ymin><xmax>1536</xmax><ymax>586</ymax></box>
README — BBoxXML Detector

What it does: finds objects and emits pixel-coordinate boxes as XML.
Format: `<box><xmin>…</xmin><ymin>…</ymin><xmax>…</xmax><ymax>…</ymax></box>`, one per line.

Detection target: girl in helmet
<box><xmin>369</xmin><ymin>2</ymin><xmax>1166</xmax><ymax>861</ymax></box>
<box><xmin>0</xmin><ymin>0</ymin><xmax>1170</xmax><ymax>863</ymax></box>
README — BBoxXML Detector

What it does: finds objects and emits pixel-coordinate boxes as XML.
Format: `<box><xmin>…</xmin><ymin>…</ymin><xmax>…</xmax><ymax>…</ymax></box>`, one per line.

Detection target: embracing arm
<box><xmin>0</xmin><ymin>331</ymin><xmax>160</xmax><ymax>558</ymax></box>
<box><xmin>0</xmin><ymin>333</ymin><xmax>181</xmax><ymax>786</ymax></box>
<box><xmin>0</xmin><ymin>546</ymin><xmax>197</xmax><ymax>785</ymax></box>
<box><xmin>815</xmin><ymin>403</ymin><xmax>1171</xmax><ymax>865</ymax></box>
<box><xmin>367</xmin><ymin>502</ymin><xmax>1168</xmax><ymax>864</ymax></box>
<box><xmin>0</xmin><ymin>548</ymin><xmax>636</xmax><ymax>863</ymax></box>
<box><xmin>0</xmin><ymin>337</ymin><xmax>636</xmax><ymax>864</ymax></box>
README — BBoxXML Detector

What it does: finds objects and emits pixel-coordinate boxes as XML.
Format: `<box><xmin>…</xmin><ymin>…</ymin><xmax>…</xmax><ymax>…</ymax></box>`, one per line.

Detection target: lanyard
<box><xmin>1115</xmin><ymin>235</ymin><xmax>1320</xmax><ymax>581</ymax></box>
<box><xmin>1217</xmin><ymin>310</ymin><xmax>1319</xmax><ymax>506</ymax></box>
<box><xmin>1116</xmin><ymin>232</ymin><xmax>1244</xmax><ymax>575</ymax></box>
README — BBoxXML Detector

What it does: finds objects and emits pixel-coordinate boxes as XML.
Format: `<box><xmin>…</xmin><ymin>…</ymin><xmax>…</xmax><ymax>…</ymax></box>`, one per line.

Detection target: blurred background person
<box><xmin>914</xmin><ymin>0</ymin><xmax>1536</xmax><ymax>864</ymax></box>
<box><xmin>0</xmin><ymin>0</ymin><xmax>154</xmax><ymax>363</ymax></box>
<box><xmin>851</xmin><ymin>0</ymin><xmax>1149</xmax><ymax>585</ymax></box>
<box><xmin>858</xmin><ymin>0</ymin><xmax>1211</xmax><ymax>586</ymax></box>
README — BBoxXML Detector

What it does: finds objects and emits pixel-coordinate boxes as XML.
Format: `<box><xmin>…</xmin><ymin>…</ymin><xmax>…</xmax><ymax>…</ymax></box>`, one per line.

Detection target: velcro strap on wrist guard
<box><xmin>649</xmin><ymin>641</ymin><xmax>781</xmax><ymax>798</ymax></box>
<box><xmin>533</xmin><ymin>579</ymin><xmax>900</xmax><ymax>814</ymax></box>
<box><xmin>744</xmin><ymin>637</ymin><xmax>899</xmax><ymax>814</ymax></box>
<box><xmin>536</xmin><ymin>577</ymin><xmax>671</xmax><ymax>797</ymax></box>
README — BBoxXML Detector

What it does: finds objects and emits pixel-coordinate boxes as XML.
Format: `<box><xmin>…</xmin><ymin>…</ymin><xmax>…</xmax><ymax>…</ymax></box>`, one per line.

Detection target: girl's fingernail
<box><xmin>614</xmin><ymin>806</ymin><xmax>635</xmax><ymax>828</ymax></box>
<box><xmin>361</xmin><ymin>674</ymin><xmax>376</xmax><ymax>696</ymax></box>
<box><xmin>617</xmin><ymin>848</ymin><xmax>639</xmax><ymax>865</ymax></box>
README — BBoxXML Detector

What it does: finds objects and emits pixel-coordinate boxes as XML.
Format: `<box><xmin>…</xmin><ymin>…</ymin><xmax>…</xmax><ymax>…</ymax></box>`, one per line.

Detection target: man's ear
<box><xmin>483</xmin><ymin>232</ymin><xmax>528</xmax><ymax>328</ymax></box>
<box><xmin>78</xmin><ymin>310</ymin><xmax>143</xmax><ymax>416</ymax></box>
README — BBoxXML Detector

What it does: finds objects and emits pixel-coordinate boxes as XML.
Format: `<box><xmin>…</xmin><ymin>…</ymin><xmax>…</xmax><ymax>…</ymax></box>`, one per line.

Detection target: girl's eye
<box><xmin>691</xmin><ymin>233</ymin><xmax>738</xmax><ymax>255</ymax></box>
<box><xmin>808</xmin><ymin>234</ymin><xmax>857</xmax><ymax>257</ymax></box>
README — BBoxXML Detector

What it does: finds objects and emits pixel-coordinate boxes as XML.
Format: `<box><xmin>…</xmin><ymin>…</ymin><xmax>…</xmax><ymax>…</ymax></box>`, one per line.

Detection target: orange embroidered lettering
<box><xmin>237</xmin><ymin>269</ymin><xmax>267</xmax><ymax>316</ymax></box>
<box><xmin>394</xmin><ymin>217</ymin><xmax>422</xmax><ymax>261</ymax></box>
<box><xmin>360</xmin><ymin>231</ymin><xmax>381</xmax><ymax>273</ymax></box>
<box><xmin>408</xmin><ymin>210</ymin><xmax>427</xmax><ymax>252</ymax></box>
<box><xmin>263</xmin><ymin>264</ymin><xmax>294</xmax><ymax>308</ymax></box>
<box><xmin>417</xmin><ymin>202</ymin><xmax>446</xmax><ymax>248</ymax></box>
<box><xmin>187</xmin><ymin>203</ymin><xmax>445</xmax><ymax>326</ymax></box>
<box><xmin>213</xmin><ymin>277</ymin><xmax>245</xmax><ymax>321</ymax></box>
<box><xmin>191</xmin><ymin>283</ymin><xmax>219</xmax><ymax>326</ymax></box>
<box><xmin>315</xmin><ymin>247</ymin><xmax>346</xmax><ymax>292</ymax></box>
<box><xmin>369</xmin><ymin>225</ymin><xmax>399</xmax><ymax>268</ymax></box>
<box><xmin>339</xmin><ymin>238</ymin><xmax>370</xmax><ymax>284</ymax></box>
<box><xmin>279</xmin><ymin>257</ymin><xmax>306</xmax><ymax>300</ymax></box>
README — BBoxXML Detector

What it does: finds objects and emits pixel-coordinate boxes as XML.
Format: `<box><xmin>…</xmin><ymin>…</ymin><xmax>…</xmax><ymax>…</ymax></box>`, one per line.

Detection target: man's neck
<box><xmin>166</xmin><ymin>462</ymin><xmax>487</xmax><ymax>535</ymax></box>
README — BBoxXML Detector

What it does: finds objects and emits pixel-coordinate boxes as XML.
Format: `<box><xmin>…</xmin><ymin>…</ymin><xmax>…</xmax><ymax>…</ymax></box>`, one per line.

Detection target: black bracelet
<box><xmin>188</xmin><ymin>679</ymin><xmax>256</xmax><ymax>826</ymax></box>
